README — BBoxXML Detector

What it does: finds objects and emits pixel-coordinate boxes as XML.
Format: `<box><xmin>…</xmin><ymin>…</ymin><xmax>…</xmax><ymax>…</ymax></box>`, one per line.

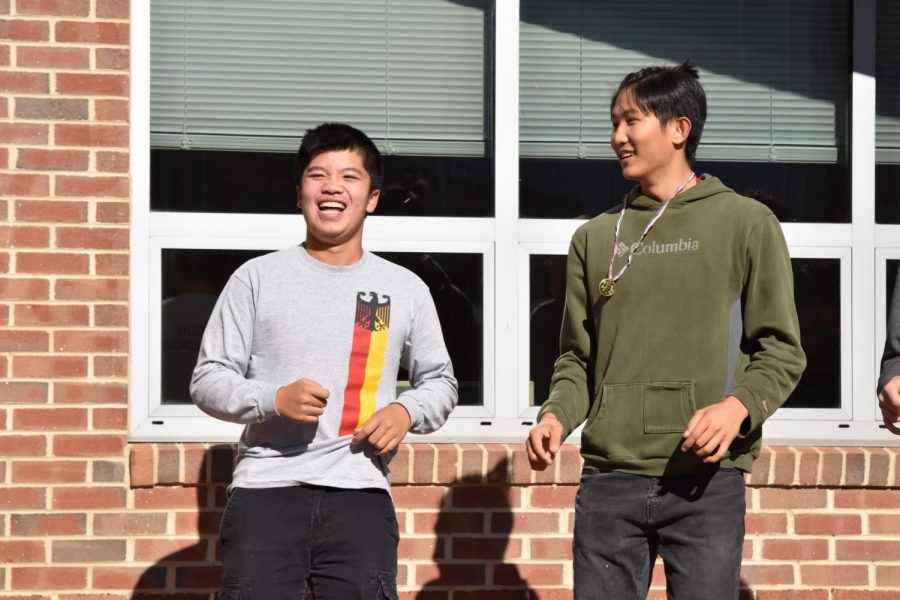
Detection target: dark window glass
<box><xmin>161</xmin><ymin>249</ymin><xmax>483</xmax><ymax>406</ymax></box>
<box><xmin>876</xmin><ymin>165</ymin><xmax>900</xmax><ymax>224</ymax></box>
<box><xmin>528</xmin><ymin>254</ymin><xmax>568</xmax><ymax>405</ymax></box>
<box><xmin>528</xmin><ymin>255</ymin><xmax>840</xmax><ymax>410</ymax></box>
<box><xmin>521</xmin><ymin>159</ymin><xmax>849</xmax><ymax>222</ymax></box>
<box><xmin>151</xmin><ymin>149</ymin><xmax>493</xmax><ymax>217</ymax></box>
<box><xmin>788</xmin><ymin>259</ymin><xmax>841</xmax><ymax>409</ymax></box>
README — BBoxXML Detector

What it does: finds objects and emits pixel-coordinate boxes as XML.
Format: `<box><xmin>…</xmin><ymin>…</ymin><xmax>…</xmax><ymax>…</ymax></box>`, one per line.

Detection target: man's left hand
<box><xmin>878</xmin><ymin>375</ymin><xmax>900</xmax><ymax>435</ymax></box>
<box><xmin>681</xmin><ymin>396</ymin><xmax>750</xmax><ymax>463</ymax></box>
<box><xmin>351</xmin><ymin>403</ymin><xmax>412</xmax><ymax>455</ymax></box>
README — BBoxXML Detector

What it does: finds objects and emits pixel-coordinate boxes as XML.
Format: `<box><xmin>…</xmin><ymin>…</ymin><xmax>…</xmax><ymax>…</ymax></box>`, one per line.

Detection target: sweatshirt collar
<box><xmin>295</xmin><ymin>243</ymin><xmax>370</xmax><ymax>273</ymax></box>
<box><xmin>627</xmin><ymin>174</ymin><xmax>730</xmax><ymax>210</ymax></box>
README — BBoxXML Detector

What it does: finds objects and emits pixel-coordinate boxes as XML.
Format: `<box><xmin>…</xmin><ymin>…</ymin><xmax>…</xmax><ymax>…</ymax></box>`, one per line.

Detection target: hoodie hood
<box><xmin>626</xmin><ymin>174</ymin><xmax>734</xmax><ymax>211</ymax></box>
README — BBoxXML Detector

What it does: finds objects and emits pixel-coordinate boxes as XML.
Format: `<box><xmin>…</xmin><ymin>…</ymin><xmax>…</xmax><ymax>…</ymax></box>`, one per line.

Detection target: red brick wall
<box><xmin>2</xmin><ymin>2</ymin><xmax>900</xmax><ymax>599</ymax></box>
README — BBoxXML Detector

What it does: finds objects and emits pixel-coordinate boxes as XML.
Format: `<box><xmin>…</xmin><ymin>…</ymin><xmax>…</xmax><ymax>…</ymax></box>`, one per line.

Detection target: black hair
<box><xmin>295</xmin><ymin>122</ymin><xmax>383</xmax><ymax>191</ymax></box>
<box><xmin>610</xmin><ymin>61</ymin><xmax>707</xmax><ymax>164</ymax></box>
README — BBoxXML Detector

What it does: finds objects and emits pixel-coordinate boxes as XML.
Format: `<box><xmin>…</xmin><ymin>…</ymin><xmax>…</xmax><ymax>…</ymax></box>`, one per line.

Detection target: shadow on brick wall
<box><xmin>132</xmin><ymin>444</ymin><xmax>234</xmax><ymax>599</ymax></box>
<box><xmin>416</xmin><ymin>457</ymin><xmax>536</xmax><ymax>599</ymax></box>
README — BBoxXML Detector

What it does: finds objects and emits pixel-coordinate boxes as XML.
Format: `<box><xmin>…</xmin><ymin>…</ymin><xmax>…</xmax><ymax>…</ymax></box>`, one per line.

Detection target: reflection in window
<box><xmin>528</xmin><ymin>254</ymin><xmax>568</xmax><ymax>405</ymax></box>
<box><xmin>161</xmin><ymin>249</ymin><xmax>483</xmax><ymax>406</ymax></box>
<box><xmin>150</xmin><ymin>0</ymin><xmax>495</xmax><ymax>217</ymax></box>
<box><xmin>788</xmin><ymin>259</ymin><xmax>840</xmax><ymax>409</ymax></box>
<box><xmin>876</xmin><ymin>0</ymin><xmax>900</xmax><ymax>224</ymax></box>
<box><xmin>161</xmin><ymin>249</ymin><xmax>268</xmax><ymax>405</ymax></box>
<box><xmin>528</xmin><ymin>255</ymin><xmax>841</xmax><ymax>410</ymax></box>
<box><xmin>150</xmin><ymin>150</ymin><xmax>493</xmax><ymax>217</ymax></box>
<box><xmin>519</xmin><ymin>0</ymin><xmax>851</xmax><ymax>222</ymax></box>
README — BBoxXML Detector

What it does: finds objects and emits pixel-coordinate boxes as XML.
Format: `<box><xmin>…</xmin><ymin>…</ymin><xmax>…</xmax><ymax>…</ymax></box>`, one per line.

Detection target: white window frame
<box><xmin>130</xmin><ymin>0</ymin><xmax>900</xmax><ymax>445</ymax></box>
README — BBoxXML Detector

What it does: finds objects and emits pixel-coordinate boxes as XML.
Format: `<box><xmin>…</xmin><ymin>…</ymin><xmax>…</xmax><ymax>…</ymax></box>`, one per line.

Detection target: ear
<box><xmin>671</xmin><ymin>116</ymin><xmax>692</xmax><ymax>146</ymax></box>
<box><xmin>295</xmin><ymin>185</ymin><xmax>303</xmax><ymax>211</ymax></box>
<box><xmin>366</xmin><ymin>189</ymin><xmax>380</xmax><ymax>214</ymax></box>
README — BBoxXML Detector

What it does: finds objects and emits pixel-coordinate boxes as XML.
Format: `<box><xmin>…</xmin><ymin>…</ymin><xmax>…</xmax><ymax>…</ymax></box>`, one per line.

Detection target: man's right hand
<box><xmin>879</xmin><ymin>375</ymin><xmax>900</xmax><ymax>435</ymax></box>
<box><xmin>275</xmin><ymin>378</ymin><xmax>330</xmax><ymax>424</ymax></box>
<box><xmin>525</xmin><ymin>413</ymin><xmax>564</xmax><ymax>471</ymax></box>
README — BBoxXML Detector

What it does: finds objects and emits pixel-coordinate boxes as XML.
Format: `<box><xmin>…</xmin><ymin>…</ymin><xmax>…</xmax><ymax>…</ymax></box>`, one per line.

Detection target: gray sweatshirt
<box><xmin>880</xmin><ymin>269</ymin><xmax>900</xmax><ymax>393</ymax></box>
<box><xmin>191</xmin><ymin>245</ymin><xmax>458</xmax><ymax>490</ymax></box>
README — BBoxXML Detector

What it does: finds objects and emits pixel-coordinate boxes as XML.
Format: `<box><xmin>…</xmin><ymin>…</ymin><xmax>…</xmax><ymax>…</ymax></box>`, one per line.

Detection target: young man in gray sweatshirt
<box><xmin>191</xmin><ymin>123</ymin><xmax>458</xmax><ymax>599</ymax></box>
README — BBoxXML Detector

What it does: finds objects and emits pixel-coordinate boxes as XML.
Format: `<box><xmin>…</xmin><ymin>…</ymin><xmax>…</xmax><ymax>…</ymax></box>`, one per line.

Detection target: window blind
<box><xmin>877</xmin><ymin>0</ymin><xmax>900</xmax><ymax>164</ymax></box>
<box><xmin>520</xmin><ymin>0</ymin><xmax>850</xmax><ymax>163</ymax></box>
<box><xmin>151</xmin><ymin>0</ymin><xmax>490</xmax><ymax>156</ymax></box>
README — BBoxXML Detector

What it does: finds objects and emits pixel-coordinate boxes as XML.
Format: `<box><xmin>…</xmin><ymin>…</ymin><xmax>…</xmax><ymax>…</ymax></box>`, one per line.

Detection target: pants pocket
<box><xmin>216</xmin><ymin>577</ymin><xmax>251</xmax><ymax>599</ymax></box>
<box><xmin>370</xmin><ymin>570</ymin><xmax>398</xmax><ymax>600</ymax></box>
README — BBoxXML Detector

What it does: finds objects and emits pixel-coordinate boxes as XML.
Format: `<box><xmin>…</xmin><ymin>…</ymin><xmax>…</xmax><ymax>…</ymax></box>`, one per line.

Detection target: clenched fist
<box><xmin>275</xmin><ymin>378</ymin><xmax>330</xmax><ymax>424</ymax></box>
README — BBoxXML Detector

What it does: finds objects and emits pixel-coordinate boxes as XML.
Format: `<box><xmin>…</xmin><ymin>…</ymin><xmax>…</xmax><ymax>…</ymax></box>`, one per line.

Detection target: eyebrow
<box><xmin>305</xmin><ymin>166</ymin><xmax>364</xmax><ymax>175</ymax></box>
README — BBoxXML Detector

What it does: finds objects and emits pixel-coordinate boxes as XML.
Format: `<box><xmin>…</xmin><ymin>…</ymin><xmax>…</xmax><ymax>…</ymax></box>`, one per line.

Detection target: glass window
<box><xmin>150</xmin><ymin>149</ymin><xmax>493</xmax><ymax>217</ymax></box>
<box><xmin>787</xmin><ymin>258</ymin><xmax>840</xmax><ymax>409</ymax></box>
<box><xmin>150</xmin><ymin>0</ymin><xmax>494</xmax><ymax>217</ymax></box>
<box><xmin>161</xmin><ymin>249</ymin><xmax>484</xmax><ymax>406</ymax></box>
<box><xmin>528</xmin><ymin>255</ymin><xmax>841</xmax><ymax>410</ymax></box>
<box><xmin>876</xmin><ymin>0</ymin><xmax>900</xmax><ymax>224</ymax></box>
<box><xmin>519</xmin><ymin>0</ymin><xmax>851</xmax><ymax>222</ymax></box>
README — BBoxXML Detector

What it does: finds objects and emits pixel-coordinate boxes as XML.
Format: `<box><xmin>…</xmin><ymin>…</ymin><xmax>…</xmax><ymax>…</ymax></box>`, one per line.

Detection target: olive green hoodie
<box><xmin>539</xmin><ymin>176</ymin><xmax>805</xmax><ymax>476</ymax></box>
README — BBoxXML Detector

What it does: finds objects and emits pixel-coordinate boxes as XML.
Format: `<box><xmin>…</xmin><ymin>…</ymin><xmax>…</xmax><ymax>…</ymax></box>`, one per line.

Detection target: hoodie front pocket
<box><xmin>582</xmin><ymin>381</ymin><xmax>695</xmax><ymax>462</ymax></box>
<box><xmin>643</xmin><ymin>381</ymin><xmax>696</xmax><ymax>433</ymax></box>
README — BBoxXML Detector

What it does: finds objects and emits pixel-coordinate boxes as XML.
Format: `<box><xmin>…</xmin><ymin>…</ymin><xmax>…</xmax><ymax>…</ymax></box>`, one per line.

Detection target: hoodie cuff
<box><xmin>537</xmin><ymin>402</ymin><xmax>575</xmax><ymax>440</ymax></box>
<box><xmin>729</xmin><ymin>386</ymin><xmax>765</xmax><ymax>434</ymax></box>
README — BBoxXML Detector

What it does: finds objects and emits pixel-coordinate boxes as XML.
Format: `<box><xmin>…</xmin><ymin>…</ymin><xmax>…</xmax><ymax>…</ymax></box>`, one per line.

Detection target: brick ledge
<box><xmin>129</xmin><ymin>444</ymin><xmax>899</xmax><ymax>489</ymax></box>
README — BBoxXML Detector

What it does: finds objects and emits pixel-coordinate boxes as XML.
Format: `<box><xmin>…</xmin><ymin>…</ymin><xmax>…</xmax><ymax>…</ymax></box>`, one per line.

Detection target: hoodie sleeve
<box><xmin>394</xmin><ymin>286</ymin><xmax>458</xmax><ymax>434</ymax></box>
<box><xmin>538</xmin><ymin>228</ymin><xmax>594</xmax><ymax>440</ymax></box>
<box><xmin>729</xmin><ymin>214</ymin><xmax>806</xmax><ymax>432</ymax></box>
<box><xmin>879</xmin><ymin>269</ymin><xmax>900</xmax><ymax>393</ymax></box>
<box><xmin>190</xmin><ymin>272</ymin><xmax>280</xmax><ymax>424</ymax></box>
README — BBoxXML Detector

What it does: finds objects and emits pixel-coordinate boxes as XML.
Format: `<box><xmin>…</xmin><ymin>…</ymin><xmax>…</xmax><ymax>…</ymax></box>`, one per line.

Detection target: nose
<box><xmin>611</xmin><ymin>123</ymin><xmax>626</xmax><ymax>149</ymax></box>
<box><xmin>322</xmin><ymin>177</ymin><xmax>343</xmax><ymax>193</ymax></box>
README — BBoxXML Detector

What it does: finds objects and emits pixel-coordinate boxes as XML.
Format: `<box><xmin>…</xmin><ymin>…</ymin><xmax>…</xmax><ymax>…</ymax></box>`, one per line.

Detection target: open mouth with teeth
<box><xmin>318</xmin><ymin>201</ymin><xmax>347</xmax><ymax>214</ymax></box>
<box><xmin>618</xmin><ymin>152</ymin><xmax>635</xmax><ymax>160</ymax></box>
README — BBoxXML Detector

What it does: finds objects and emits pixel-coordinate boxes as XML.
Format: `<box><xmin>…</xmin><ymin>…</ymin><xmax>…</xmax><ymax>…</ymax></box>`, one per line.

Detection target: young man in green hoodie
<box><xmin>525</xmin><ymin>63</ymin><xmax>805</xmax><ymax>599</ymax></box>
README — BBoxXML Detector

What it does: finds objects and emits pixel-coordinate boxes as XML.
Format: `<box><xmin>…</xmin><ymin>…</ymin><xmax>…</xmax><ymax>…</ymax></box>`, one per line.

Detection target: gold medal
<box><xmin>598</xmin><ymin>278</ymin><xmax>615</xmax><ymax>297</ymax></box>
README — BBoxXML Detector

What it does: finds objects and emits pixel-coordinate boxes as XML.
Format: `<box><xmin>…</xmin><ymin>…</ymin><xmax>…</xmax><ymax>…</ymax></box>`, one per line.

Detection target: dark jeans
<box><xmin>573</xmin><ymin>468</ymin><xmax>745</xmax><ymax>600</ymax></box>
<box><xmin>217</xmin><ymin>485</ymin><xmax>399</xmax><ymax>600</ymax></box>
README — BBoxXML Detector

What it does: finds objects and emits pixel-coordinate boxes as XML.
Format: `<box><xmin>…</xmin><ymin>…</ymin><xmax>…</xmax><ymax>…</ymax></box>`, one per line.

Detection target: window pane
<box><xmin>150</xmin><ymin>0</ymin><xmax>495</xmax><ymax>216</ymax></box>
<box><xmin>519</xmin><ymin>0</ymin><xmax>851</xmax><ymax>222</ymax></box>
<box><xmin>151</xmin><ymin>0</ymin><xmax>492</xmax><ymax>156</ymax></box>
<box><xmin>527</xmin><ymin>255</ymin><xmax>840</xmax><ymax>410</ymax></box>
<box><xmin>150</xmin><ymin>149</ymin><xmax>493</xmax><ymax>217</ymax></box>
<box><xmin>161</xmin><ymin>249</ymin><xmax>267</xmax><ymax>405</ymax></box>
<box><xmin>877</xmin><ymin>0</ymin><xmax>900</xmax><ymax>223</ymax></box>
<box><xmin>520</xmin><ymin>159</ymin><xmax>849</xmax><ymax>222</ymax></box>
<box><xmin>528</xmin><ymin>254</ymin><xmax>567</xmax><ymax>405</ymax></box>
<box><xmin>787</xmin><ymin>258</ymin><xmax>840</xmax><ymax>409</ymax></box>
<box><xmin>161</xmin><ymin>249</ymin><xmax>484</xmax><ymax>406</ymax></box>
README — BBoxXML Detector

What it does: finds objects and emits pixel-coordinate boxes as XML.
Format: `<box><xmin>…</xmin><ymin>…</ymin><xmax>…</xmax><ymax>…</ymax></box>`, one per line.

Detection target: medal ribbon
<box><xmin>606</xmin><ymin>172</ymin><xmax>696</xmax><ymax>284</ymax></box>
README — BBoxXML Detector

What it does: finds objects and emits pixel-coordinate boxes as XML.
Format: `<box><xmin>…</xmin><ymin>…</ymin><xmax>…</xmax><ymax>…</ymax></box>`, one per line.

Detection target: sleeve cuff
<box><xmin>879</xmin><ymin>358</ymin><xmax>900</xmax><ymax>394</ymax></box>
<box><xmin>394</xmin><ymin>395</ymin><xmax>423</xmax><ymax>431</ymax></box>
<box><xmin>729</xmin><ymin>386</ymin><xmax>765</xmax><ymax>433</ymax></box>
<box><xmin>257</xmin><ymin>382</ymin><xmax>281</xmax><ymax>421</ymax></box>
<box><xmin>537</xmin><ymin>402</ymin><xmax>575</xmax><ymax>440</ymax></box>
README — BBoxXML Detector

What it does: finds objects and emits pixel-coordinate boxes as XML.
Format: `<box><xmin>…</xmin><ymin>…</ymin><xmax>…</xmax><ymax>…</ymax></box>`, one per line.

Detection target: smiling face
<box><xmin>610</xmin><ymin>88</ymin><xmax>689</xmax><ymax>188</ymax></box>
<box><xmin>297</xmin><ymin>149</ymin><xmax>380</xmax><ymax>263</ymax></box>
